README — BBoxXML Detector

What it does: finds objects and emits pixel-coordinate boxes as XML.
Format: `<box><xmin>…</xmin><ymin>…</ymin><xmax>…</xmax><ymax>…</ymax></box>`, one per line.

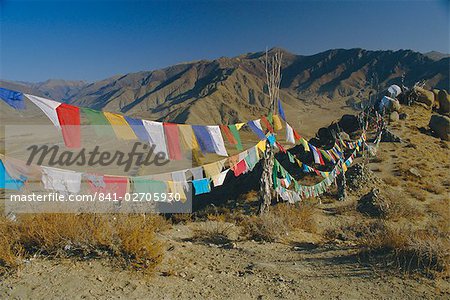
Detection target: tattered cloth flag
<box><xmin>192</xmin><ymin>125</ymin><xmax>216</xmax><ymax>154</ymax></box>
<box><xmin>300</xmin><ymin>138</ymin><xmax>310</xmax><ymax>152</ymax></box>
<box><xmin>163</xmin><ymin>123</ymin><xmax>183</xmax><ymax>160</ymax></box>
<box><xmin>233</xmin><ymin>159</ymin><xmax>248</xmax><ymax>177</ymax></box>
<box><xmin>272</xmin><ymin>115</ymin><xmax>283</xmax><ymax>131</ymax></box>
<box><xmin>41</xmin><ymin>166</ymin><xmax>82</xmax><ymax>194</ymax></box>
<box><xmin>178</xmin><ymin>124</ymin><xmax>200</xmax><ymax>151</ymax></box>
<box><xmin>247</xmin><ymin>120</ymin><xmax>266</xmax><ymax>140</ymax></box>
<box><xmin>25</xmin><ymin>94</ymin><xmax>61</xmax><ymax>127</ymax></box>
<box><xmin>261</xmin><ymin>116</ymin><xmax>274</xmax><ymax>133</ymax></box>
<box><xmin>244</xmin><ymin>146</ymin><xmax>259</xmax><ymax>171</ymax></box>
<box><xmin>171</xmin><ymin>170</ymin><xmax>189</xmax><ymax>190</ymax></box>
<box><xmin>167</xmin><ymin>181</ymin><xmax>187</xmax><ymax>201</ymax></box>
<box><xmin>228</xmin><ymin>124</ymin><xmax>243</xmax><ymax>151</ymax></box>
<box><xmin>278</xmin><ymin>99</ymin><xmax>286</xmax><ymax>121</ymax></box>
<box><xmin>0</xmin><ymin>160</ymin><xmax>25</xmax><ymax>190</ymax></box>
<box><xmin>81</xmin><ymin>107</ymin><xmax>115</xmax><ymax>137</ymax></box>
<box><xmin>104</xmin><ymin>112</ymin><xmax>137</xmax><ymax>140</ymax></box>
<box><xmin>220</xmin><ymin>124</ymin><xmax>237</xmax><ymax>145</ymax></box>
<box><xmin>203</xmin><ymin>159</ymin><xmax>225</xmax><ymax>178</ymax></box>
<box><xmin>143</xmin><ymin>120</ymin><xmax>169</xmax><ymax>159</ymax></box>
<box><xmin>286</xmin><ymin>122</ymin><xmax>295</xmax><ymax>144</ymax></box>
<box><xmin>192</xmin><ymin>178</ymin><xmax>211</xmax><ymax>195</ymax></box>
<box><xmin>56</xmin><ymin>103</ymin><xmax>81</xmax><ymax>148</ymax></box>
<box><xmin>132</xmin><ymin>178</ymin><xmax>166</xmax><ymax>195</ymax></box>
<box><xmin>212</xmin><ymin>169</ymin><xmax>229</xmax><ymax>187</ymax></box>
<box><xmin>310</xmin><ymin>144</ymin><xmax>325</xmax><ymax>165</ymax></box>
<box><xmin>293</xmin><ymin>129</ymin><xmax>302</xmax><ymax>141</ymax></box>
<box><xmin>97</xmin><ymin>175</ymin><xmax>129</xmax><ymax>199</ymax></box>
<box><xmin>206</xmin><ymin>125</ymin><xmax>228</xmax><ymax>156</ymax></box>
<box><xmin>124</xmin><ymin>116</ymin><xmax>149</xmax><ymax>141</ymax></box>
<box><xmin>0</xmin><ymin>88</ymin><xmax>25</xmax><ymax>110</ymax></box>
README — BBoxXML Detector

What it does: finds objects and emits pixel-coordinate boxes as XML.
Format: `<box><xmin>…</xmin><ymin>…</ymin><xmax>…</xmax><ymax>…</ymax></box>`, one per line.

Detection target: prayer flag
<box><xmin>25</xmin><ymin>94</ymin><xmax>61</xmax><ymax>127</ymax></box>
<box><xmin>0</xmin><ymin>88</ymin><xmax>25</xmax><ymax>110</ymax></box>
<box><xmin>56</xmin><ymin>103</ymin><xmax>81</xmax><ymax>148</ymax></box>
<box><xmin>104</xmin><ymin>112</ymin><xmax>137</xmax><ymax>140</ymax></box>
<box><xmin>228</xmin><ymin>124</ymin><xmax>243</xmax><ymax>151</ymax></box>
<box><xmin>163</xmin><ymin>123</ymin><xmax>183</xmax><ymax>160</ymax></box>
<box><xmin>143</xmin><ymin>120</ymin><xmax>169</xmax><ymax>159</ymax></box>
<box><xmin>124</xmin><ymin>116</ymin><xmax>150</xmax><ymax>141</ymax></box>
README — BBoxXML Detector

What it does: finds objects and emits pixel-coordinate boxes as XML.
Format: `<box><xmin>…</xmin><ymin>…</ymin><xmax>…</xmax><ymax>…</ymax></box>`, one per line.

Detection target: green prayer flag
<box><xmin>133</xmin><ymin>178</ymin><xmax>167</xmax><ymax>194</ymax></box>
<box><xmin>81</xmin><ymin>107</ymin><xmax>114</xmax><ymax>137</ymax></box>
<box><xmin>228</xmin><ymin>125</ymin><xmax>243</xmax><ymax>151</ymax></box>
<box><xmin>268</xmin><ymin>112</ymin><xmax>273</xmax><ymax>125</ymax></box>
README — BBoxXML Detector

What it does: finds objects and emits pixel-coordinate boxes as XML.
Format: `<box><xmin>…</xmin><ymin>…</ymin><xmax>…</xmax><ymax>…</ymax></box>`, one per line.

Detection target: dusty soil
<box><xmin>1</xmin><ymin>222</ymin><xmax>449</xmax><ymax>300</ymax></box>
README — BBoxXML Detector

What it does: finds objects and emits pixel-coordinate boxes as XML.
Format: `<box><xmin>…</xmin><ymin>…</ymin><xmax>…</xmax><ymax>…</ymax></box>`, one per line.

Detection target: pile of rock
<box><xmin>345</xmin><ymin>163</ymin><xmax>373</xmax><ymax>192</ymax></box>
<box><xmin>423</xmin><ymin>87</ymin><xmax>450</xmax><ymax>141</ymax></box>
<box><xmin>357</xmin><ymin>188</ymin><xmax>389</xmax><ymax>217</ymax></box>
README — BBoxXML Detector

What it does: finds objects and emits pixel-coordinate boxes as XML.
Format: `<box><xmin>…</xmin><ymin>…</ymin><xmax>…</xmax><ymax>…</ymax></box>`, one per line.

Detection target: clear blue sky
<box><xmin>1</xmin><ymin>0</ymin><xmax>449</xmax><ymax>82</ymax></box>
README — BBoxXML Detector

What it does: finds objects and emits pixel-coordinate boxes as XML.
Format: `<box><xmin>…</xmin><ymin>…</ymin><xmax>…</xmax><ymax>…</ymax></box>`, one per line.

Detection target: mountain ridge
<box><xmin>1</xmin><ymin>48</ymin><xmax>448</xmax><ymax>125</ymax></box>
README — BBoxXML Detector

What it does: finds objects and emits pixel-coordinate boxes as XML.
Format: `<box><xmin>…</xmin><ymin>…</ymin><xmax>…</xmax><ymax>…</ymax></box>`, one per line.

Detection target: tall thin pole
<box><xmin>258</xmin><ymin>50</ymin><xmax>282</xmax><ymax>214</ymax></box>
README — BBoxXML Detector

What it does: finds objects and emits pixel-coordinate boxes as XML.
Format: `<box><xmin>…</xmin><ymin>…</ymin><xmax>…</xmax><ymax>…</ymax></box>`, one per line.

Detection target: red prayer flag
<box><xmin>56</xmin><ymin>103</ymin><xmax>81</xmax><ymax>148</ymax></box>
<box><xmin>293</xmin><ymin>129</ymin><xmax>302</xmax><ymax>141</ymax></box>
<box><xmin>220</xmin><ymin>124</ymin><xmax>237</xmax><ymax>145</ymax></box>
<box><xmin>233</xmin><ymin>159</ymin><xmax>248</xmax><ymax>177</ymax></box>
<box><xmin>88</xmin><ymin>175</ymin><xmax>129</xmax><ymax>200</ymax></box>
<box><xmin>163</xmin><ymin>123</ymin><xmax>182</xmax><ymax>160</ymax></box>
<box><xmin>261</xmin><ymin>116</ymin><xmax>274</xmax><ymax>133</ymax></box>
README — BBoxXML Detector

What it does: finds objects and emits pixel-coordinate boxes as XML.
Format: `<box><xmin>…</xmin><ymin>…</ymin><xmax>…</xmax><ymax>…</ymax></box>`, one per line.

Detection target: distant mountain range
<box><xmin>1</xmin><ymin>48</ymin><xmax>448</xmax><ymax>124</ymax></box>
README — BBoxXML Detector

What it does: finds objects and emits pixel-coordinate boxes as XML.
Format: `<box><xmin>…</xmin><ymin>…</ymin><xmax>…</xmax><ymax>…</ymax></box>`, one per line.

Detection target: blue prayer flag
<box><xmin>278</xmin><ymin>99</ymin><xmax>286</xmax><ymax>121</ymax></box>
<box><xmin>124</xmin><ymin>116</ymin><xmax>149</xmax><ymax>141</ymax></box>
<box><xmin>0</xmin><ymin>88</ymin><xmax>25</xmax><ymax>110</ymax></box>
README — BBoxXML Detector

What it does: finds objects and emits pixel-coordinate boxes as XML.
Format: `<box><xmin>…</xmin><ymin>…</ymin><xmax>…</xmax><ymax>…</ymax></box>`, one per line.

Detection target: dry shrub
<box><xmin>192</xmin><ymin>220</ymin><xmax>237</xmax><ymax>244</ymax></box>
<box><xmin>0</xmin><ymin>213</ymin><xmax>169</xmax><ymax>276</ymax></box>
<box><xmin>359</xmin><ymin>221</ymin><xmax>449</xmax><ymax>277</ymax></box>
<box><xmin>171</xmin><ymin>213</ymin><xmax>193</xmax><ymax>224</ymax></box>
<box><xmin>383</xmin><ymin>176</ymin><xmax>400</xmax><ymax>186</ymax></box>
<box><xmin>427</xmin><ymin>199</ymin><xmax>450</xmax><ymax>234</ymax></box>
<box><xmin>408</xmin><ymin>187</ymin><xmax>427</xmax><ymax>201</ymax></box>
<box><xmin>422</xmin><ymin>180</ymin><xmax>446</xmax><ymax>195</ymax></box>
<box><xmin>240</xmin><ymin>203</ymin><xmax>316</xmax><ymax>242</ymax></box>
<box><xmin>384</xmin><ymin>196</ymin><xmax>423</xmax><ymax>221</ymax></box>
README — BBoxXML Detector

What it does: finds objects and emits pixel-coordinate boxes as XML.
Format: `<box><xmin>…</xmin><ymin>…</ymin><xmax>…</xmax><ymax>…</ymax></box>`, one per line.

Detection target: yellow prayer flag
<box><xmin>103</xmin><ymin>112</ymin><xmax>137</xmax><ymax>140</ymax></box>
<box><xmin>257</xmin><ymin>140</ymin><xmax>266</xmax><ymax>153</ymax></box>
<box><xmin>167</xmin><ymin>181</ymin><xmax>187</xmax><ymax>202</ymax></box>
<box><xmin>300</xmin><ymin>138</ymin><xmax>310</xmax><ymax>152</ymax></box>
<box><xmin>235</xmin><ymin>123</ymin><xmax>245</xmax><ymax>130</ymax></box>
<box><xmin>178</xmin><ymin>124</ymin><xmax>200</xmax><ymax>151</ymax></box>
<box><xmin>272</xmin><ymin>115</ymin><xmax>283</xmax><ymax>131</ymax></box>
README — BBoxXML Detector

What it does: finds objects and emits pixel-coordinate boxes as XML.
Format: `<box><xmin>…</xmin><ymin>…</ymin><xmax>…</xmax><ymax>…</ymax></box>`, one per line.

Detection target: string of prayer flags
<box><xmin>56</xmin><ymin>103</ymin><xmax>81</xmax><ymax>148</ymax></box>
<box><xmin>163</xmin><ymin>123</ymin><xmax>183</xmax><ymax>160</ymax></box>
<box><xmin>143</xmin><ymin>120</ymin><xmax>169</xmax><ymax>159</ymax></box>
<box><xmin>192</xmin><ymin>178</ymin><xmax>211</xmax><ymax>195</ymax></box>
<box><xmin>247</xmin><ymin>120</ymin><xmax>266</xmax><ymax>140</ymax></box>
<box><xmin>25</xmin><ymin>94</ymin><xmax>61</xmax><ymax>127</ymax></box>
<box><xmin>124</xmin><ymin>116</ymin><xmax>150</xmax><ymax>141</ymax></box>
<box><xmin>192</xmin><ymin>125</ymin><xmax>216</xmax><ymax>154</ymax></box>
<box><xmin>206</xmin><ymin>126</ymin><xmax>228</xmax><ymax>156</ymax></box>
<box><xmin>0</xmin><ymin>88</ymin><xmax>25</xmax><ymax>110</ymax></box>
<box><xmin>278</xmin><ymin>99</ymin><xmax>286</xmax><ymax>121</ymax></box>
<box><xmin>286</xmin><ymin>122</ymin><xmax>295</xmax><ymax>144</ymax></box>
<box><xmin>227</xmin><ymin>124</ymin><xmax>243</xmax><ymax>151</ymax></box>
<box><xmin>104</xmin><ymin>112</ymin><xmax>137</xmax><ymax>140</ymax></box>
<box><xmin>81</xmin><ymin>107</ymin><xmax>115</xmax><ymax>137</ymax></box>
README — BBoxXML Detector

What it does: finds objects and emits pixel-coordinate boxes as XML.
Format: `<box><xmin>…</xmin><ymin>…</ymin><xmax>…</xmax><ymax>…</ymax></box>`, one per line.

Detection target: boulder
<box><xmin>433</xmin><ymin>89</ymin><xmax>440</xmax><ymax>108</ymax></box>
<box><xmin>399</xmin><ymin>113</ymin><xmax>408</xmax><ymax>120</ymax></box>
<box><xmin>437</xmin><ymin>90</ymin><xmax>450</xmax><ymax>114</ymax></box>
<box><xmin>429</xmin><ymin>114</ymin><xmax>450</xmax><ymax>141</ymax></box>
<box><xmin>414</xmin><ymin>86</ymin><xmax>434</xmax><ymax>107</ymax></box>
<box><xmin>338</xmin><ymin>114</ymin><xmax>359</xmax><ymax>133</ymax></box>
<box><xmin>389</xmin><ymin>111</ymin><xmax>399</xmax><ymax>122</ymax></box>
<box><xmin>379</xmin><ymin>96</ymin><xmax>401</xmax><ymax>112</ymax></box>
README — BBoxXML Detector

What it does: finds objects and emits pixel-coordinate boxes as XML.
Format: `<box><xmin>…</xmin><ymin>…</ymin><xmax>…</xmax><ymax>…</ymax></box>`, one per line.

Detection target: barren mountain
<box><xmin>1</xmin><ymin>48</ymin><xmax>448</xmax><ymax>125</ymax></box>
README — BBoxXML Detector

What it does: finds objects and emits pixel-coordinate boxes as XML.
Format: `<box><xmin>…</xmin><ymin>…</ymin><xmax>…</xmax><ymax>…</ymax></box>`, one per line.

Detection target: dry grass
<box><xmin>359</xmin><ymin>221</ymin><xmax>449</xmax><ymax>277</ymax></box>
<box><xmin>383</xmin><ymin>176</ymin><xmax>400</xmax><ymax>186</ymax></box>
<box><xmin>239</xmin><ymin>203</ymin><xmax>316</xmax><ymax>242</ymax></box>
<box><xmin>191</xmin><ymin>220</ymin><xmax>237</xmax><ymax>245</ymax></box>
<box><xmin>0</xmin><ymin>213</ymin><xmax>169</xmax><ymax>276</ymax></box>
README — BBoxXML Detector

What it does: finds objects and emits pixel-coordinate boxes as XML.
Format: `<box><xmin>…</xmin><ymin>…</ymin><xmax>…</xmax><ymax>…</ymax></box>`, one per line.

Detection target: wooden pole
<box><xmin>258</xmin><ymin>50</ymin><xmax>282</xmax><ymax>214</ymax></box>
